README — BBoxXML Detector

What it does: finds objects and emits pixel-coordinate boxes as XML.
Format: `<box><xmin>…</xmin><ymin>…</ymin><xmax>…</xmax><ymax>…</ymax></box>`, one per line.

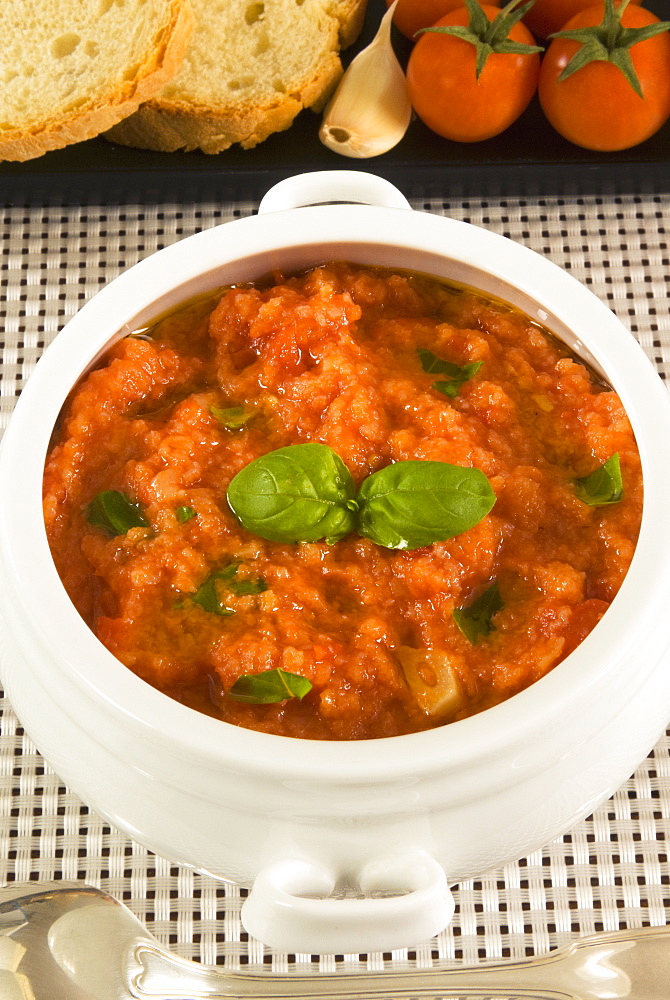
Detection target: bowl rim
<box><xmin>2</xmin><ymin>201</ymin><xmax>670</xmax><ymax>782</ymax></box>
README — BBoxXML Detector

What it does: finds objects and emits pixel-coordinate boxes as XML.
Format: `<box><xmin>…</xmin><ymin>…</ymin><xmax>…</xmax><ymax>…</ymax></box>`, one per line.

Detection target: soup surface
<box><xmin>43</xmin><ymin>262</ymin><xmax>642</xmax><ymax>739</ymax></box>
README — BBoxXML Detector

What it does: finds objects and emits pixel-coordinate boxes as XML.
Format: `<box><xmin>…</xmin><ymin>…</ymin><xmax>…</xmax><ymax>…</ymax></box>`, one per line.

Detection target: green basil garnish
<box><xmin>228</xmin><ymin>445</ymin><xmax>495</xmax><ymax>550</ymax></box>
<box><xmin>176</xmin><ymin>505</ymin><xmax>196</xmax><ymax>523</ymax></box>
<box><xmin>217</xmin><ymin>563</ymin><xmax>240</xmax><ymax>580</ymax></box>
<box><xmin>86</xmin><ymin>490</ymin><xmax>149</xmax><ymax>536</ymax></box>
<box><xmin>228</xmin><ymin>577</ymin><xmax>268</xmax><ymax>596</ymax></box>
<box><xmin>178</xmin><ymin>562</ymin><xmax>266</xmax><ymax>615</ymax></box>
<box><xmin>190</xmin><ymin>570</ymin><xmax>236</xmax><ymax>616</ymax></box>
<box><xmin>355</xmin><ymin>460</ymin><xmax>496</xmax><ymax>550</ymax></box>
<box><xmin>453</xmin><ymin>582</ymin><xmax>504</xmax><ymax>644</ymax></box>
<box><xmin>221</xmin><ymin>560</ymin><xmax>268</xmax><ymax>596</ymax></box>
<box><xmin>574</xmin><ymin>454</ymin><xmax>623</xmax><ymax>507</ymax></box>
<box><xmin>418</xmin><ymin>348</ymin><xmax>483</xmax><ymax>399</ymax></box>
<box><xmin>211</xmin><ymin>405</ymin><xmax>254</xmax><ymax>429</ymax></box>
<box><xmin>228</xmin><ymin>667</ymin><xmax>312</xmax><ymax>704</ymax></box>
<box><xmin>227</xmin><ymin>443</ymin><xmax>358</xmax><ymax>545</ymax></box>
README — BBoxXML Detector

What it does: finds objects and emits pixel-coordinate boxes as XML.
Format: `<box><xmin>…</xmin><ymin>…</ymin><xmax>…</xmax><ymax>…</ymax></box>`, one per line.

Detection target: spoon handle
<box><xmin>136</xmin><ymin>944</ymin><xmax>571</xmax><ymax>999</ymax></box>
<box><xmin>135</xmin><ymin>926</ymin><xmax>670</xmax><ymax>1000</ymax></box>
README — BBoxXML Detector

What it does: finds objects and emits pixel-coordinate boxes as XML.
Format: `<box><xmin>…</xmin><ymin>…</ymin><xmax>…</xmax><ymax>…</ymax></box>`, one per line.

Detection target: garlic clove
<box><xmin>319</xmin><ymin>1</ymin><xmax>412</xmax><ymax>159</ymax></box>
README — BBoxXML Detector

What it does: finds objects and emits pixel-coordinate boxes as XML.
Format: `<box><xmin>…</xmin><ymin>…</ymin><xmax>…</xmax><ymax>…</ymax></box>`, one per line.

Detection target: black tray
<box><xmin>2</xmin><ymin>0</ymin><xmax>669</xmax><ymax>205</ymax></box>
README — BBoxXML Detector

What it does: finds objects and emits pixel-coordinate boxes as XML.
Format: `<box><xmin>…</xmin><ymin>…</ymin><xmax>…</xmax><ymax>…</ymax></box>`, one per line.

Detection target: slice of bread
<box><xmin>0</xmin><ymin>0</ymin><xmax>194</xmax><ymax>162</ymax></box>
<box><xmin>105</xmin><ymin>0</ymin><xmax>368</xmax><ymax>154</ymax></box>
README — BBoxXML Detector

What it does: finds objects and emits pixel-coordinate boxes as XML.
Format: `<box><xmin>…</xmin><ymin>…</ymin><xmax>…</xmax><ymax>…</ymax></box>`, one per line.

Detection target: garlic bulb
<box><xmin>320</xmin><ymin>1</ymin><xmax>412</xmax><ymax>158</ymax></box>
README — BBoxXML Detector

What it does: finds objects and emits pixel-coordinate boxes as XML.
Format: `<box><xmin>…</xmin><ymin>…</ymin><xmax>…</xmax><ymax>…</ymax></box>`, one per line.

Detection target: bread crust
<box><xmin>106</xmin><ymin>0</ymin><xmax>368</xmax><ymax>155</ymax></box>
<box><xmin>327</xmin><ymin>0</ymin><xmax>368</xmax><ymax>47</ymax></box>
<box><xmin>107</xmin><ymin>50</ymin><xmax>344</xmax><ymax>153</ymax></box>
<box><xmin>0</xmin><ymin>0</ymin><xmax>195</xmax><ymax>162</ymax></box>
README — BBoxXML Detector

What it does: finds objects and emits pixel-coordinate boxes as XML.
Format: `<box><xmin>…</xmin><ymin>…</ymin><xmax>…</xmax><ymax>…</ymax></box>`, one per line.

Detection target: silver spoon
<box><xmin>1</xmin><ymin>880</ymin><xmax>668</xmax><ymax>1000</ymax></box>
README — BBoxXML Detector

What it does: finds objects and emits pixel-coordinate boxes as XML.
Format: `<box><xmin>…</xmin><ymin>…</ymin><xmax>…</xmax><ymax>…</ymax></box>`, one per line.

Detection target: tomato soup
<box><xmin>43</xmin><ymin>263</ymin><xmax>642</xmax><ymax>740</ymax></box>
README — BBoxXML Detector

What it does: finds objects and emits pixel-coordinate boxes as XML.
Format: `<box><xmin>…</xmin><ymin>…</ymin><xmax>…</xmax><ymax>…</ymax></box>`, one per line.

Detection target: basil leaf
<box><xmin>433</xmin><ymin>365</ymin><xmax>483</xmax><ymax>399</ymax></box>
<box><xmin>227</xmin><ymin>443</ymin><xmax>357</xmax><ymax>544</ymax></box>
<box><xmin>86</xmin><ymin>490</ymin><xmax>149</xmax><ymax>536</ymax></box>
<box><xmin>190</xmin><ymin>570</ymin><xmax>236</xmax><ymax>616</ymax></box>
<box><xmin>176</xmin><ymin>505</ymin><xmax>196</xmax><ymax>523</ymax></box>
<box><xmin>574</xmin><ymin>453</ymin><xmax>623</xmax><ymax>506</ymax></box>
<box><xmin>418</xmin><ymin>348</ymin><xmax>483</xmax><ymax>398</ymax></box>
<box><xmin>177</xmin><ymin>563</ymin><xmax>266</xmax><ymax>614</ymax></box>
<box><xmin>228</xmin><ymin>667</ymin><xmax>313</xmax><ymax>704</ymax></box>
<box><xmin>217</xmin><ymin>563</ymin><xmax>240</xmax><ymax>580</ymax></box>
<box><xmin>211</xmin><ymin>405</ymin><xmax>254</xmax><ymax>430</ymax></box>
<box><xmin>453</xmin><ymin>582</ymin><xmax>504</xmax><ymax>644</ymax></box>
<box><xmin>214</xmin><ymin>562</ymin><xmax>267</xmax><ymax>595</ymax></box>
<box><xmin>228</xmin><ymin>577</ymin><xmax>268</xmax><ymax>596</ymax></box>
<box><xmin>356</xmin><ymin>460</ymin><xmax>496</xmax><ymax>550</ymax></box>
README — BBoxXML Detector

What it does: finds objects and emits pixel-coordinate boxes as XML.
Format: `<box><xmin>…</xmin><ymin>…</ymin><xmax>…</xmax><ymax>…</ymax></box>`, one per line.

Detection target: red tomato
<box><xmin>406</xmin><ymin>6</ymin><xmax>541</xmax><ymax>142</ymax></box>
<box><xmin>523</xmin><ymin>0</ymin><xmax>641</xmax><ymax>39</ymax></box>
<box><xmin>538</xmin><ymin>3</ymin><xmax>670</xmax><ymax>151</ymax></box>
<box><xmin>386</xmin><ymin>0</ymin><xmax>500</xmax><ymax>39</ymax></box>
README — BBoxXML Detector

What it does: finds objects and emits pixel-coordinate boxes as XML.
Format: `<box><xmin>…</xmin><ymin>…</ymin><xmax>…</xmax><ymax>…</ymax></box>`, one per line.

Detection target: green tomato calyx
<box><xmin>418</xmin><ymin>0</ymin><xmax>544</xmax><ymax>79</ymax></box>
<box><xmin>550</xmin><ymin>0</ymin><xmax>670</xmax><ymax>98</ymax></box>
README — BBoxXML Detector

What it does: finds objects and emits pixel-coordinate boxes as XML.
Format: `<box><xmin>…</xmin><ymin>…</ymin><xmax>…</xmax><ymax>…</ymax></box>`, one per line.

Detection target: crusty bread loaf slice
<box><xmin>321</xmin><ymin>0</ymin><xmax>369</xmax><ymax>46</ymax></box>
<box><xmin>0</xmin><ymin>0</ymin><xmax>194</xmax><ymax>162</ymax></box>
<box><xmin>105</xmin><ymin>0</ymin><xmax>368</xmax><ymax>154</ymax></box>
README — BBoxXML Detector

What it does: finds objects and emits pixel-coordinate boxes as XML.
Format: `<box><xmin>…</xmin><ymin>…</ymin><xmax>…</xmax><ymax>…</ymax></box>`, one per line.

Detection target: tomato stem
<box><xmin>418</xmin><ymin>0</ymin><xmax>543</xmax><ymax>79</ymax></box>
<box><xmin>550</xmin><ymin>0</ymin><xmax>670</xmax><ymax>97</ymax></box>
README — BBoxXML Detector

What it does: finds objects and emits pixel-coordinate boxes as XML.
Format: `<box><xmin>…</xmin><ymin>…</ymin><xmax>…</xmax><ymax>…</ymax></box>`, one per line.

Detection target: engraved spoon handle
<box><xmin>137</xmin><ymin>943</ymin><xmax>570</xmax><ymax>999</ymax></box>
<box><xmin>132</xmin><ymin>926</ymin><xmax>670</xmax><ymax>1000</ymax></box>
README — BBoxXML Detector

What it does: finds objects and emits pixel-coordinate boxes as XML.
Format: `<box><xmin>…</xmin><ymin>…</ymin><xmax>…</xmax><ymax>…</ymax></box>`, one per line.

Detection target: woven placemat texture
<box><xmin>0</xmin><ymin>192</ymin><xmax>668</xmax><ymax>970</ymax></box>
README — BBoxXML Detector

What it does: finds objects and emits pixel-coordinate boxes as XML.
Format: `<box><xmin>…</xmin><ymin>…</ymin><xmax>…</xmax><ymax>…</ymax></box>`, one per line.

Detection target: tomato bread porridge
<box><xmin>43</xmin><ymin>262</ymin><xmax>642</xmax><ymax>740</ymax></box>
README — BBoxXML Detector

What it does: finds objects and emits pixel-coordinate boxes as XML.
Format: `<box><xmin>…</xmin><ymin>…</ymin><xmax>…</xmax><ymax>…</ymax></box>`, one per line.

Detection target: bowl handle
<box><xmin>257</xmin><ymin>170</ymin><xmax>412</xmax><ymax>214</ymax></box>
<box><xmin>241</xmin><ymin>851</ymin><xmax>454</xmax><ymax>954</ymax></box>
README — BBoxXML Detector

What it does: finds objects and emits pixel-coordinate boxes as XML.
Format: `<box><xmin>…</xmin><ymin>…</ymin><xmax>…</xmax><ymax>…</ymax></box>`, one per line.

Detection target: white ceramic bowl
<box><xmin>2</xmin><ymin>171</ymin><xmax>670</xmax><ymax>955</ymax></box>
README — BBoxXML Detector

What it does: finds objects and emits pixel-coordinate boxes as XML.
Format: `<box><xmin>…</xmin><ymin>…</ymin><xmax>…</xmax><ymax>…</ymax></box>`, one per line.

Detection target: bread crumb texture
<box><xmin>0</xmin><ymin>0</ymin><xmax>194</xmax><ymax>161</ymax></box>
<box><xmin>105</xmin><ymin>0</ymin><xmax>368</xmax><ymax>153</ymax></box>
